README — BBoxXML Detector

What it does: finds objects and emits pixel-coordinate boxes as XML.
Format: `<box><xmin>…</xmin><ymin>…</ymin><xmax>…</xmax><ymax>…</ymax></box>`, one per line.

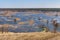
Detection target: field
<box><xmin>0</xmin><ymin>32</ymin><xmax>60</xmax><ymax>40</ymax></box>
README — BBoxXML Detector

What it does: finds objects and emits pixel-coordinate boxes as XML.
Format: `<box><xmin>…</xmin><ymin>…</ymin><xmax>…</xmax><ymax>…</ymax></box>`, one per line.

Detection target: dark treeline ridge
<box><xmin>0</xmin><ymin>8</ymin><xmax>60</xmax><ymax>11</ymax></box>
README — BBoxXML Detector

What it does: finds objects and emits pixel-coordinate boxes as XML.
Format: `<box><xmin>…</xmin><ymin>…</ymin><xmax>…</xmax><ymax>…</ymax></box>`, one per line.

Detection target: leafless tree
<box><xmin>2</xmin><ymin>24</ymin><xmax>9</xmax><ymax>33</ymax></box>
<box><xmin>46</xmin><ymin>20</ymin><xmax>49</xmax><ymax>32</ymax></box>
<box><xmin>52</xmin><ymin>20</ymin><xmax>58</xmax><ymax>33</ymax></box>
<box><xmin>52</xmin><ymin>13</ymin><xmax>58</xmax><ymax>33</ymax></box>
<box><xmin>38</xmin><ymin>17</ymin><xmax>49</xmax><ymax>32</ymax></box>
<box><xmin>1</xmin><ymin>25</ymin><xmax>4</xmax><ymax>33</ymax></box>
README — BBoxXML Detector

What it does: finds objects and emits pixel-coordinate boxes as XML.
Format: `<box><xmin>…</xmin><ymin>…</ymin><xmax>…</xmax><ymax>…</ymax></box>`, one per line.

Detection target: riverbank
<box><xmin>0</xmin><ymin>32</ymin><xmax>60</xmax><ymax>40</ymax></box>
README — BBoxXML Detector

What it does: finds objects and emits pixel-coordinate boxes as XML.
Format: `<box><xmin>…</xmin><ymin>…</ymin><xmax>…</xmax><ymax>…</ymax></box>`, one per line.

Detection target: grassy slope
<box><xmin>0</xmin><ymin>32</ymin><xmax>60</xmax><ymax>40</ymax></box>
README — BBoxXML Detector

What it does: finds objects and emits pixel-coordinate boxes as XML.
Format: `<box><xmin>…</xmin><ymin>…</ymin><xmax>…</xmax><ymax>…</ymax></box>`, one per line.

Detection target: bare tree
<box><xmin>52</xmin><ymin>20</ymin><xmax>58</xmax><ymax>33</ymax></box>
<box><xmin>52</xmin><ymin>13</ymin><xmax>58</xmax><ymax>33</ymax></box>
<box><xmin>2</xmin><ymin>24</ymin><xmax>9</xmax><ymax>33</ymax></box>
<box><xmin>46</xmin><ymin>20</ymin><xmax>49</xmax><ymax>32</ymax></box>
<box><xmin>38</xmin><ymin>17</ymin><xmax>49</xmax><ymax>32</ymax></box>
<box><xmin>1</xmin><ymin>25</ymin><xmax>4</xmax><ymax>33</ymax></box>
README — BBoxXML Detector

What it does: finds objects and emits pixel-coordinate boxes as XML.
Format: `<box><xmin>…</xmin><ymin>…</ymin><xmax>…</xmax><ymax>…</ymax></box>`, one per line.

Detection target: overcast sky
<box><xmin>0</xmin><ymin>0</ymin><xmax>60</xmax><ymax>8</ymax></box>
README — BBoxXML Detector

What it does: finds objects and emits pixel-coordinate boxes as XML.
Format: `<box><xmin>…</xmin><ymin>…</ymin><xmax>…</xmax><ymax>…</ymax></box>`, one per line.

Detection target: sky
<box><xmin>0</xmin><ymin>0</ymin><xmax>60</xmax><ymax>8</ymax></box>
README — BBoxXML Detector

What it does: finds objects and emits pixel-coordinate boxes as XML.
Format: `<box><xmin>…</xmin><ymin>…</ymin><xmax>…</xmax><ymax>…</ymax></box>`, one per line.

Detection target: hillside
<box><xmin>0</xmin><ymin>32</ymin><xmax>60</xmax><ymax>40</ymax></box>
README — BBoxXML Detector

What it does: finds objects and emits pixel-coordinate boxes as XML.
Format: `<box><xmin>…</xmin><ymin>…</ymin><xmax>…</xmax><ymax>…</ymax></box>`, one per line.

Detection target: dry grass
<box><xmin>0</xmin><ymin>32</ymin><xmax>59</xmax><ymax>40</ymax></box>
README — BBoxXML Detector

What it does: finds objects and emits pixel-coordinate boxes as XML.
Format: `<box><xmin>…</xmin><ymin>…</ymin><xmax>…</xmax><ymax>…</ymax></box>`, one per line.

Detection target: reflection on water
<box><xmin>0</xmin><ymin>12</ymin><xmax>60</xmax><ymax>32</ymax></box>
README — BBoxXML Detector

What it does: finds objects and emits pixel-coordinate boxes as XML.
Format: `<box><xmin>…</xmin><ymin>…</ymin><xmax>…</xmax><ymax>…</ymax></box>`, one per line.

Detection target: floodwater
<box><xmin>0</xmin><ymin>12</ymin><xmax>60</xmax><ymax>32</ymax></box>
